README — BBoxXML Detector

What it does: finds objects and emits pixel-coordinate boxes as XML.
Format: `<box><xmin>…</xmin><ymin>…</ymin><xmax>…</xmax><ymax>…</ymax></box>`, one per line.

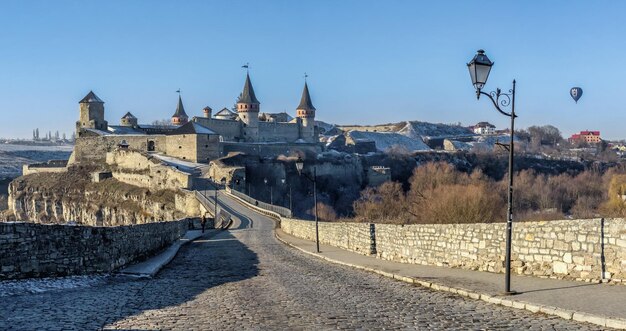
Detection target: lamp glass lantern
<box><xmin>467</xmin><ymin>49</ymin><xmax>494</xmax><ymax>92</ymax></box>
<box><xmin>295</xmin><ymin>157</ymin><xmax>304</xmax><ymax>174</ymax></box>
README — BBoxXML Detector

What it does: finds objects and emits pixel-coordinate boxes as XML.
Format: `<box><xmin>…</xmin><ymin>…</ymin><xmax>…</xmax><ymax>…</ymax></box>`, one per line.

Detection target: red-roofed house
<box><xmin>569</xmin><ymin>130</ymin><xmax>601</xmax><ymax>144</ymax></box>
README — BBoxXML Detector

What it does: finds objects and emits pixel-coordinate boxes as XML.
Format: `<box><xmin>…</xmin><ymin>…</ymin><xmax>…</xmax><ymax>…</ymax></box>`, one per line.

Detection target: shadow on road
<box><xmin>0</xmin><ymin>228</ymin><xmax>259</xmax><ymax>330</ymax></box>
<box><xmin>101</xmin><ymin>229</ymin><xmax>259</xmax><ymax>329</ymax></box>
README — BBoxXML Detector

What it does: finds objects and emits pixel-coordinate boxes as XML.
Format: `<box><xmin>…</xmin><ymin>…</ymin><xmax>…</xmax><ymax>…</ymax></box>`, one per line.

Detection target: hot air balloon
<box><xmin>570</xmin><ymin>87</ymin><xmax>583</xmax><ymax>103</ymax></box>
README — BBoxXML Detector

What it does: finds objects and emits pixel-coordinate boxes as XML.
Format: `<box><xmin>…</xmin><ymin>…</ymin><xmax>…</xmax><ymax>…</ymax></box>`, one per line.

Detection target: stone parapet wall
<box><xmin>280</xmin><ymin>217</ymin><xmax>626</xmax><ymax>283</ymax></box>
<box><xmin>281</xmin><ymin>218</ymin><xmax>372</xmax><ymax>255</ymax></box>
<box><xmin>22</xmin><ymin>164</ymin><xmax>67</xmax><ymax>176</ymax></box>
<box><xmin>0</xmin><ymin>219</ymin><xmax>190</xmax><ymax>280</ymax></box>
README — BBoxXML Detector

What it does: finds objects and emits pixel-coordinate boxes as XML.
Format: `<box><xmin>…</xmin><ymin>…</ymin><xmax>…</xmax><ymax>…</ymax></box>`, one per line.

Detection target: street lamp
<box><xmin>467</xmin><ymin>49</ymin><xmax>517</xmax><ymax>295</ymax></box>
<box><xmin>282</xmin><ymin>178</ymin><xmax>292</xmax><ymax>211</ymax></box>
<box><xmin>295</xmin><ymin>156</ymin><xmax>319</xmax><ymax>253</ymax></box>
<box><xmin>264</xmin><ymin>178</ymin><xmax>273</xmax><ymax>205</ymax></box>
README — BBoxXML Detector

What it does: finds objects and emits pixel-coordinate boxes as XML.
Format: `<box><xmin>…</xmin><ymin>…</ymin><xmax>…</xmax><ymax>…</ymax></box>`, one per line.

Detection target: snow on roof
<box><xmin>108</xmin><ymin>126</ymin><xmax>145</xmax><ymax>135</ymax></box>
<box><xmin>83</xmin><ymin>128</ymin><xmax>110</xmax><ymax>136</ymax></box>
<box><xmin>215</xmin><ymin>108</ymin><xmax>236</xmax><ymax>116</ymax></box>
<box><xmin>348</xmin><ymin>130</ymin><xmax>431</xmax><ymax>152</ymax></box>
<box><xmin>168</xmin><ymin>122</ymin><xmax>217</xmax><ymax>135</ymax></box>
<box><xmin>398</xmin><ymin>121</ymin><xmax>474</xmax><ymax>139</ymax></box>
<box><xmin>190</xmin><ymin>122</ymin><xmax>216</xmax><ymax>135</ymax></box>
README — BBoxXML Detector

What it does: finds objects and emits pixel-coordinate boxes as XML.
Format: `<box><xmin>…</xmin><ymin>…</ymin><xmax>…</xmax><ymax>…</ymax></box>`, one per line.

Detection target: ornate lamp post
<box><xmin>295</xmin><ymin>157</ymin><xmax>319</xmax><ymax>253</ymax></box>
<box><xmin>264</xmin><ymin>178</ymin><xmax>273</xmax><ymax>205</ymax></box>
<box><xmin>467</xmin><ymin>49</ymin><xmax>517</xmax><ymax>295</ymax></box>
<box><xmin>282</xmin><ymin>178</ymin><xmax>292</xmax><ymax>211</ymax></box>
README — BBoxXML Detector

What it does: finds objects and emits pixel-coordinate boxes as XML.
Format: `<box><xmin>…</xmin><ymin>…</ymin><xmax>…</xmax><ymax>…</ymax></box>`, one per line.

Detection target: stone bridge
<box><xmin>0</xmin><ymin>187</ymin><xmax>602</xmax><ymax>330</ymax></box>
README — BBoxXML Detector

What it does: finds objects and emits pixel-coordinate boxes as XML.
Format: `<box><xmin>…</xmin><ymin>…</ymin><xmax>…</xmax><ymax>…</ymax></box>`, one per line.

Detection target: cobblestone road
<box><xmin>0</xmin><ymin>193</ymin><xmax>603</xmax><ymax>330</ymax></box>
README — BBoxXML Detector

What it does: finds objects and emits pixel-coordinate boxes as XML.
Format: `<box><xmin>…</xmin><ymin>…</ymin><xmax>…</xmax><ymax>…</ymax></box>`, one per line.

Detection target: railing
<box><xmin>225</xmin><ymin>186</ymin><xmax>292</xmax><ymax>218</ymax></box>
<box><xmin>194</xmin><ymin>190</ymin><xmax>217</xmax><ymax>217</ymax></box>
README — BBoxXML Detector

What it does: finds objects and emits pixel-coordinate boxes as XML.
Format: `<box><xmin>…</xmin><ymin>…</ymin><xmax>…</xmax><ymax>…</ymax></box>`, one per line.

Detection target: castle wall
<box><xmin>72</xmin><ymin>135</ymin><xmax>167</xmax><ymax>163</ymax></box>
<box><xmin>106</xmin><ymin>150</ymin><xmax>194</xmax><ymax>190</ymax></box>
<box><xmin>195</xmin><ymin>134</ymin><xmax>222</xmax><ymax>163</ymax></box>
<box><xmin>165</xmin><ymin>134</ymin><xmax>198</xmax><ymax>162</ymax></box>
<box><xmin>221</xmin><ymin>142</ymin><xmax>321</xmax><ymax>157</ymax></box>
<box><xmin>258</xmin><ymin>122</ymin><xmax>301</xmax><ymax>142</ymax></box>
<box><xmin>193</xmin><ymin>117</ymin><xmax>241</xmax><ymax>141</ymax></box>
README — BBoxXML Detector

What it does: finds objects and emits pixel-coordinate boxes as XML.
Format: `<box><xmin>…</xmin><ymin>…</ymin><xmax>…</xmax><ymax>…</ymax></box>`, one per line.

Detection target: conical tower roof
<box><xmin>79</xmin><ymin>91</ymin><xmax>104</xmax><ymax>103</ymax></box>
<box><xmin>121</xmin><ymin>112</ymin><xmax>136</xmax><ymax>119</ymax></box>
<box><xmin>237</xmin><ymin>73</ymin><xmax>260</xmax><ymax>104</ymax></box>
<box><xmin>297</xmin><ymin>82</ymin><xmax>316</xmax><ymax>111</ymax></box>
<box><xmin>172</xmin><ymin>95</ymin><xmax>188</xmax><ymax>118</ymax></box>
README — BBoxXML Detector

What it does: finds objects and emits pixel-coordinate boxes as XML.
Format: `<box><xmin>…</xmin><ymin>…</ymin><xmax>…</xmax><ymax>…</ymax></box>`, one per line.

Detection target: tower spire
<box><xmin>171</xmin><ymin>92</ymin><xmax>189</xmax><ymax>125</ymax></box>
<box><xmin>237</xmin><ymin>72</ymin><xmax>260</xmax><ymax>104</ymax></box>
<box><xmin>297</xmin><ymin>81</ymin><xmax>316</xmax><ymax>111</ymax></box>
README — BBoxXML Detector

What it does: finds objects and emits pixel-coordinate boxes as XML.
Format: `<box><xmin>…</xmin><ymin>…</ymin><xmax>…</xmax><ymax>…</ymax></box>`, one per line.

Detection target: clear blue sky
<box><xmin>1</xmin><ymin>1</ymin><xmax>625</xmax><ymax>139</ymax></box>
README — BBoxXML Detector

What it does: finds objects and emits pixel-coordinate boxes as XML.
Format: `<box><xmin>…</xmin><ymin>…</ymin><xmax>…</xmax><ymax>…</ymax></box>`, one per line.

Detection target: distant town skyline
<box><xmin>1</xmin><ymin>1</ymin><xmax>625</xmax><ymax>139</ymax></box>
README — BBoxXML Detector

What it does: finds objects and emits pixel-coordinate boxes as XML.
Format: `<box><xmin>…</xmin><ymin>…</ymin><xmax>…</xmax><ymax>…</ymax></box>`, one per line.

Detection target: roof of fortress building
<box><xmin>79</xmin><ymin>91</ymin><xmax>104</xmax><ymax>104</ymax></box>
<box><xmin>167</xmin><ymin>122</ymin><xmax>216</xmax><ymax>135</ymax></box>
<box><xmin>297</xmin><ymin>82</ymin><xmax>316</xmax><ymax>111</ymax></box>
<box><xmin>172</xmin><ymin>95</ymin><xmax>189</xmax><ymax>118</ymax></box>
<box><xmin>237</xmin><ymin>73</ymin><xmax>260</xmax><ymax>104</ymax></box>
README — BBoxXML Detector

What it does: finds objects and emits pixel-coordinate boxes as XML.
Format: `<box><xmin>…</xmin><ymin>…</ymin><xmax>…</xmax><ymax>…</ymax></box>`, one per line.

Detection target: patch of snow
<box><xmin>151</xmin><ymin>154</ymin><xmax>208</xmax><ymax>174</ymax></box>
<box><xmin>348</xmin><ymin>130</ymin><xmax>431</xmax><ymax>152</ymax></box>
<box><xmin>0</xmin><ymin>274</ymin><xmax>108</xmax><ymax>297</ymax></box>
<box><xmin>398</xmin><ymin>121</ymin><xmax>474</xmax><ymax>139</ymax></box>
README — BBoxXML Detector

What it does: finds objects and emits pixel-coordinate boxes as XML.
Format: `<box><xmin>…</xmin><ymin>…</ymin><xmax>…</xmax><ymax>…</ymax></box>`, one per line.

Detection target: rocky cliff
<box><xmin>7</xmin><ymin>165</ymin><xmax>199</xmax><ymax>226</ymax></box>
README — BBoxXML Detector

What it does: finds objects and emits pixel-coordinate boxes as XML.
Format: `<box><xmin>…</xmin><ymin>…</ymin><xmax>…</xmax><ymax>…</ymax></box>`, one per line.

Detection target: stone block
<box><xmin>553</xmin><ymin>261</ymin><xmax>568</xmax><ymax>274</ymax></box>
<box><xmin>563</xmin><ymin>252</ymin><xmax>572</xmax><ymax>264</ymax></box>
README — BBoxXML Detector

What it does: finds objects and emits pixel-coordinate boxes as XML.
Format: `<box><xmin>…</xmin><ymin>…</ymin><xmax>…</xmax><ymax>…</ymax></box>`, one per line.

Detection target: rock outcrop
<box><xmin>7</xmin><ymin>165</ymin><xmax>200</xmax><ymax>226</ymax></box>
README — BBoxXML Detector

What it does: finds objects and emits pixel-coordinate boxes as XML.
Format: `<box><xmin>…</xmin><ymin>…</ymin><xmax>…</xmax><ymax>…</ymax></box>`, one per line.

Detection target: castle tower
<box><xmin>120</xmin><ymin>112</ymin><xmax>138</xmax><ymax>127</ymax></box>
<box><xmin>203</xmin><ymin>106</ymin><xmax>212</xmax><ymax>118</ymax></box>
<box><xmin>76</xmin><ymin>91</ymin><xmax>108</xmax><ymax>133</ymax></box>
<box><xmin>171</xmin><ymin>95</ymin><xmax>189</xmax><ymax>125</ymax></box>
<box><xmin>236</xmin><ymin>73</ymin><xmax>260</xmax><ymax>142</ymax></box>
<box><xmin>296</xmin><ymin>82</ymin><xmax>316</xmax><ymax>142</ymax></box>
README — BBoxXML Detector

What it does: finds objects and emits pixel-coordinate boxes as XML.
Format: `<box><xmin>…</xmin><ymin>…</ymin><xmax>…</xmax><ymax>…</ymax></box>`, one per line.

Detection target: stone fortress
<box><xmin>72</xmin><ymin>72</ymin><xmax>320</xmax><ymax>164</ymax></box>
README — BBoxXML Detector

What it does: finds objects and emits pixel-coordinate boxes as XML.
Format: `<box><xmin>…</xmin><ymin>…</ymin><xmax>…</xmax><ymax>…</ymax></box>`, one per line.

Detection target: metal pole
<box><xmin>289</xmin><ymin>185</ymin><xmax>293</xmax><ymax>211</ymax></box>
<box><xmin>504</xmin><ymin>80</ymin><xmax>516</xmax><ymax>294</ymax></box>
<box><xmin>314</xmin><ymin>167</ymin><xmax>319</xmax><ymax>253</ymax></box>
<box><xmin>214</xmin><ymin>181</ymin><xmax>218</xmax><ymax>220</ymax></box>
<box><xmin>270</xmin><ymin>186</ymin><xmax>273</xmax><ymax>205</ymax></box>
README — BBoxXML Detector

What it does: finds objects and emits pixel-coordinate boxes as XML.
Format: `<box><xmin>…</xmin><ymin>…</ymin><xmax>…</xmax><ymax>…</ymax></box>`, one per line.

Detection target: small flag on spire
<box><xmin>242</xmin><ymin>62</ymin><xmax>249</xmax><ymax>69</ymax></box>
<box><xmin>176</xmin><ymin>89</ymin><xmax>181</xmax><ymax>94</ymax></box>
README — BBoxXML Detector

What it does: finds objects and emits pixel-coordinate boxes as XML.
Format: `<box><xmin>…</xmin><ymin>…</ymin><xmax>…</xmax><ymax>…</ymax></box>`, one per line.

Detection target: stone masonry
<box><xmin>280</xmin><ymin>217</ymin><xmax>626</xmax><ymax>283</ymax></box>
<box><xmin>0</xmin><ymin>219</ymin><xmax>191</xmax><ymax>280</ymax></box>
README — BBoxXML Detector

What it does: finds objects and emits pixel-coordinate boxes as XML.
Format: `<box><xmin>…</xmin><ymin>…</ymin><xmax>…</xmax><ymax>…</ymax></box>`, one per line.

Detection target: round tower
<box><xmin>296</xmin><ymin>82</ymin><xmax>316</xmax><ymax>142</ymax></box>
<box><xmin>236</xmin><ymin>73</ymin><xmax>260</xmax><ymax>142</ymax></box>
<box><xmin>203</xmin><ymin>106</ymin><xmax>212</xmax><ymax>118</ymax></box>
